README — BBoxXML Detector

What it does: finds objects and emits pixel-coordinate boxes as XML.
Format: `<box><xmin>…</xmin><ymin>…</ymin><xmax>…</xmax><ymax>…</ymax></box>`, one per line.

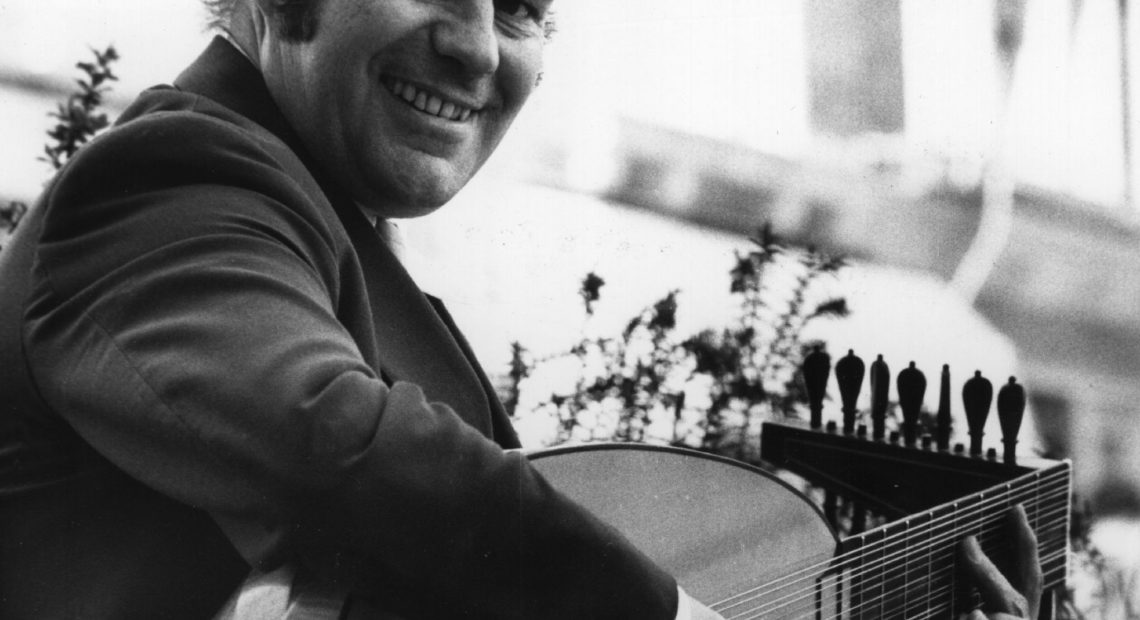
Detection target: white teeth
<box><xmin>386</xmin><ymin>78</ymin><xmax>475</xmax><ymax>121</ymax></box>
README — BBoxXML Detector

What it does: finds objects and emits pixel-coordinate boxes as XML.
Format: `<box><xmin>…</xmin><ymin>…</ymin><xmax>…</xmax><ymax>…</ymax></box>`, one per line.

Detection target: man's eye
<box><xmin>495</xmin><ymin>0</ymin><xmax>540</xmax><ymax>23</ymax></box>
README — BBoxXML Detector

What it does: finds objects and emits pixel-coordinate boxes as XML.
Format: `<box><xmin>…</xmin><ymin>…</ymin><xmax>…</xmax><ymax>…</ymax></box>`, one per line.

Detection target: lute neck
<box><xmin>711</xmin><ymin>462</ymin><xmax>1071</xmax><ymax>620</ymax></box>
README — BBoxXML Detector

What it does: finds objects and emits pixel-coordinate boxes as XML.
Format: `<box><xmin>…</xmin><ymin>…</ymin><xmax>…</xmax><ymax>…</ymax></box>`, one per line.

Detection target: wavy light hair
<box><xmin>203</xmin><ymin>1</ymin><xmax>556</xmax><ymax>43</ymax></box>
<box><xmin>202</xmin><ymin>0</ymin><xmax>322</xmax><ymax>41</ymax></box>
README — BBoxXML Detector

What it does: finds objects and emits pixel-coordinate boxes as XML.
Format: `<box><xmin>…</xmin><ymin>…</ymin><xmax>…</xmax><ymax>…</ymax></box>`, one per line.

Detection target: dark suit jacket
<box><xmin>0</xmin><ymin>38</ymin><xmax>676</xmax><ymax>619</ymax></box>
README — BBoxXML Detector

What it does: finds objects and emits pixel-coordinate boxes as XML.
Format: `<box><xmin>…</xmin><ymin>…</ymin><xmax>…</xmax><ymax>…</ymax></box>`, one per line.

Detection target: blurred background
<box><xmin>1</xmin><ymin>0</ymin><xmax>1137</xmax><ymax>613</ymax></box>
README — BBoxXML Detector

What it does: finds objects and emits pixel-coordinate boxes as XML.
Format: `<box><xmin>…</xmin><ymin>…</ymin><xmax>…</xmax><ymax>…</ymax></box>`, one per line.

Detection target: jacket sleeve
<box><xmin>23</xmin><ymin>111</ymin><xmax>678</xmax><ymax>619</ymax></box>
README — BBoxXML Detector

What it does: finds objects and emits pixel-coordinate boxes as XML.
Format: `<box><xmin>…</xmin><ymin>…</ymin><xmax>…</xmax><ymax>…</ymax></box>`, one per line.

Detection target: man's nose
<box><xmin>432</xmin><ymin>2</ymin><xmax>500</xmax><ymax>76</ymax></box>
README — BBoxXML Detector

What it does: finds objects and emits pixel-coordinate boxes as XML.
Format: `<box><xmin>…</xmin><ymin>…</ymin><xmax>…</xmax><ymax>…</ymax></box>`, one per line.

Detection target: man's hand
<box><xmin>958</xmin><ymin>504</ymin><xmax>1044</xmax><ymax>619</ymax></box>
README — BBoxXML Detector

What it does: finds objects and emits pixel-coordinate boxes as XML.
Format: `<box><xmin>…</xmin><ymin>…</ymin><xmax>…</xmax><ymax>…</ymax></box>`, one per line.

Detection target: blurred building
<box><xmin>2</xmin><ymin>0</ymin><xmax>1138</xmax><ymax>521</ymax></box>
<box><xmin>467</xmin><ymin>0</ymin><xmax>1140</xmax><ymax>517</ymax></box>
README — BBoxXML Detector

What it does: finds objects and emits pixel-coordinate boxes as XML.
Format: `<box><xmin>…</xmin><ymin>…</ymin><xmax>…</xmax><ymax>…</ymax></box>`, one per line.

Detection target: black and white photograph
<box><xmin>1</xmin><ymin>0</ymin><xmax>1137</xmax><ymax>618</ymax></box>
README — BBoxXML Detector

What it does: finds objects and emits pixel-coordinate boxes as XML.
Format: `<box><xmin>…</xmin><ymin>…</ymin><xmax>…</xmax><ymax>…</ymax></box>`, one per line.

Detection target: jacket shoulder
<box><xmin>51</xmin><ymin>87</ymin><xmax>317</xmax><ymax>213</ymax></box>
<box><xmin>34</xmin><ymin>86</ymin><xmax>353</xmax><ymax>300</ymax></box>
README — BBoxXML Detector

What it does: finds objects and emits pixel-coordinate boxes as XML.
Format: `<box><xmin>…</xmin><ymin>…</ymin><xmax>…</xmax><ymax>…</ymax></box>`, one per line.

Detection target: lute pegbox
<box><xmin>760</xmin><ymin>349</ymin><xmax>1072</xmax><ymax>619</ymax></box>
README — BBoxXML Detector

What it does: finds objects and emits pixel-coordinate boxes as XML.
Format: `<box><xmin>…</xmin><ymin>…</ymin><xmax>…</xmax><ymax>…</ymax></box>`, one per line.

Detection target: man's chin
<box><xmin>375</xmin><ymin>156</ymin><xmax>483</xmax><ymax>218</ymax></box>
<box><xmin>354</xmin><ymin>178</ymin><xmax>464</xmax><ymax>220</ymax></box>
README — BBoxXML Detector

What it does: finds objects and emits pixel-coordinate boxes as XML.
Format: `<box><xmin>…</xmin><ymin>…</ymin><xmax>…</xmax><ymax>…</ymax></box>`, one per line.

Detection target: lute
<box><xmin>222</xmin><ymin>443</ymin><xmax>1069</xmax><ymax>619</ymax></box>
<box><xmin>220</xmin><ymin>355</ymin><xmax>1070</xmax><ymax>619</ymax></box>
<box><xmin>532</xmin><ymin>441</ymin><xmax>1070</xmax><ymax>619</ymax></box>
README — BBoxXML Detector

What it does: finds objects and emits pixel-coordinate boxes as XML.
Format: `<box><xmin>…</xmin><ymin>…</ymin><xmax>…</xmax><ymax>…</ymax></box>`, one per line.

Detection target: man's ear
<box><xmin>248</xmin><ymin>0</ymin><xmax>272</xmax><ymax>44</ymax></box>
<box><xmin>223</xmin><ymin>0</ymin><xmax>270</xmax><ymax>61</ymax></box>
<box><xmin>248</xmin><ymin>0</ymin><xmax>319</xmax><ymax>42</ymax></box>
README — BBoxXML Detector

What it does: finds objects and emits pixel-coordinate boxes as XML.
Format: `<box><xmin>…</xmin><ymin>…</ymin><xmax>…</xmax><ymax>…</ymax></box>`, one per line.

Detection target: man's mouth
<box><xmin>384</xmin><ymin>78</ymin><xmax>476</xmax><ymax>122</ymax></box>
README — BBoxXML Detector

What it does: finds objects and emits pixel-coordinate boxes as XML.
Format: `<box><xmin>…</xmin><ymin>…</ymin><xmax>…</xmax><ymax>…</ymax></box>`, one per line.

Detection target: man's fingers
<box><xmin>958</xmin><ymin>505</ymin><xmax>1043</xmax><ymax>619</ymax></box>
<box><xmin>1008</xmin><ymin>504</ymin><xmax>1044</xmax><ymax>610</ymax></box>
<box><xmin>959</xmin><ymin>534</ymin><xmax>1028</xmax><ymax>616</ymax></box>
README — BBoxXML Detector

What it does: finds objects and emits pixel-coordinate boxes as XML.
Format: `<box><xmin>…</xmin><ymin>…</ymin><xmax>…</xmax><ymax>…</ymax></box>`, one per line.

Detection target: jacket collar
<box><xmin>171</xmin><ymin>38</ymin><xmax>516</xmax><ymax>444</ymax></box>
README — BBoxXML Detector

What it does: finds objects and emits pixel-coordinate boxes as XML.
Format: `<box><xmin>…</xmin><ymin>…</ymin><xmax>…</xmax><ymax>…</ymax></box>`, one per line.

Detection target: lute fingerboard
<box><xmin>709</xmin><ymin>458</ymin><xmax>1070</xmax><ymax>620</ymax></box>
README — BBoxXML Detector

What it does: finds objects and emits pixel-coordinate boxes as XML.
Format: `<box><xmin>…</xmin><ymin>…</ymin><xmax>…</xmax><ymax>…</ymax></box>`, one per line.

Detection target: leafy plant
<box><xmin>507</xmin><ymin>224</ymin><xmax>848</xmax><ymax>465</ymax></box>
<box><xmin>1057</xmin><ymin>498</ymin><xmax>1140</xmax><ymax>620</ymax></box>
<box><xmin>1</xmin><ymin>46</ymin><xmax>118</xmax><ymax>252</ymax></box>
<box><xmin>41</xmin><ymin>46</ymin><xmax>119</xmax><ymax>171</ymax></box>
<box><xmin>0</xmin><ymin>201</ymin><xmax>27</xmax><ymax>241</ymax></box>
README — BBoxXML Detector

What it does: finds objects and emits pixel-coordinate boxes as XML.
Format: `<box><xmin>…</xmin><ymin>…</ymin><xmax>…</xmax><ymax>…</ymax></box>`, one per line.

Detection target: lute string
<box><xmin>825</xmin><ymin>501</ymin><xmax>1069</xmax><ymax>615</ymax></box>
<box><xmin>718</xmin><ymin>499</ymin><xmax>1068</xmax><ymax>619</ymax></box>
<box><xmin>715</xmin><ymin>477</ymin><xmax>1069</xmax><ymax>618</ymax></box>
<box><xmin>710</xmin><ymin>468</ymin><xmax>1069</xmax><ymax>618</ymax></box>
<box><xmin>725</xmin><ymin>547</ymin><xmax>1069</xmax><ymax>620</ymax></box>
<box><xmin>710</xmin><ymin>469</ymin><xmax>1068</xmax><ymax>613</ymax></box>
<box><xmin>723</xmin><ymin>507</ymin><xmax>1068</xmax><ymax>619</ymax></box>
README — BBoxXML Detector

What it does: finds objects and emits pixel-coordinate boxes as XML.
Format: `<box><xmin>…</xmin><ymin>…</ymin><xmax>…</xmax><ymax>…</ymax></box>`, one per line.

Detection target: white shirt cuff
<box><xmin>675</xmin><ymin>585</ymin><xmax>692</xmax><ymax>620</ymax></box>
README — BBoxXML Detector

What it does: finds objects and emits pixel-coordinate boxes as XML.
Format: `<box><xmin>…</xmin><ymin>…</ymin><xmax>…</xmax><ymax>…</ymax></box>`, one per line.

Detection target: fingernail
<box><xmin>1010</xmin><ymin>503</ymin><xmax>1030</xmax><ymax>526</ymax></box>
<box><xmin>962</xmin><ymin>534</ymin><xmax>981</xmax><ymax>557</ymax></box>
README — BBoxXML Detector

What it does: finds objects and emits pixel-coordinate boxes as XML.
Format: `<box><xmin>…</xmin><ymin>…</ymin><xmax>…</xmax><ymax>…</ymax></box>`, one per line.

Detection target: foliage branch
<box><xmin>1</xmin><ymin>46</ymin><xmax>118</xmax><ymax>252</ymax></box>
<box><xmin>41</xmin><ymin>46</ymin><xmax>120</xmax><ymax>170</ymax></box>
<box><xmin>505</xmin><ymin>224</ymin><xmax>848</xmax><ymax>466</ymax></box>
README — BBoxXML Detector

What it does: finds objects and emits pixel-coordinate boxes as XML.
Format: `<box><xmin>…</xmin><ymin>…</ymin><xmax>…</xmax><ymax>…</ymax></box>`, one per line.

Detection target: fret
<box><xmin>1030</xmin><ymin>470</ymin><xmax>1045</xmax><ymax>579</ymax></box>
<box><xmin>840</xmin><ymin>532</ymin><xmax>865</xmax><ymax>619</ymax></box>
<box><xmin>919</xmin><ymin>501</ymin><xmax>955</xmax><ymax>618</ymax></box>
<box><xmin>863</xmin><ymin>527</ymin><xmax>886</xmax><ymax>619</ymax></box>
<box><xmin>900</xmin><ymin>511</ymin><xmax>933</xmax><ymax>620</ymax></box>
<box><xmin>815</xmin><ymin>567</ymin><xmax>843</xmax><ymax>620</ymax></box>
<box><xmin>979</xmin><ymin>483</ymin><xmax>1017</xmax><ymax>586</ymax></box>
<box><xmin>945</xmin><ymin>495</ymin><xmax>963</xmax><ymax>615</ymax></box>
<box><xmin>951</xmin><ymin>492</ymin><xmax>981</xmax><ymax>615</ymax></box>
<box><xmin>875</xmin><ymin>519</ymin><xmax>910</xmax><ymax>619</ymax></box>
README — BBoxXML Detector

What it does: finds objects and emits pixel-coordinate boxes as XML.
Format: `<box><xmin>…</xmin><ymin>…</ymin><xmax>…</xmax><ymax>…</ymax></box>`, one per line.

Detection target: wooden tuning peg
<box><xmin>962</xmin><ymin>370</ymin><xmax>993</xmax><ymax>457</ymax></box>
<box><xmin>803</xmin><ymin>346</ymin><xmax>831</xmax><ymax>428</ymax></box>
<box><xmin>936</xmin><ymin>364</ymin><xmax>952</xmax><ymax>451</ymax></box>
<box><xmin>897</xmin><ymin>361</ymin><xmax>926</xmax><ymax>447</ymax></box>
<box><xmin>997</xmin><ymin>377</ymin><xmax>1026</xmax><ymax>464</ymax></box>
<box><xmin>869</xmin><ymin>354</ymin><xmax>890</xmax><ymax>440</ymax></box>
<box><xmin>835</xmin><ymin>350</ymin><xmax>865</xmax><ymax>435</ymax></box>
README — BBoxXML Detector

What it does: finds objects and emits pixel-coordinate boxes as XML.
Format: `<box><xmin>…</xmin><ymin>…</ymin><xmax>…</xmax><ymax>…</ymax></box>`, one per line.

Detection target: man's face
<box><xmin>257</xmin><ymin>0</ymin><xmax>551</xmax><ymax>218</ymax></box>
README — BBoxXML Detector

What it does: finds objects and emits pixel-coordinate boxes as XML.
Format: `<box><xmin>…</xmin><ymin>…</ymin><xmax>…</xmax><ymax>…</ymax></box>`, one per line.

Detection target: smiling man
<box><xmin>0</xmin><ymin>0</ymin><xmax>703</xmax><ymax>617</ymax></box>
<box><xmin>0</xmin><ymin>1</ymin><xmax>1040</xmax><ymax>619</ymax></box>
<box><xmin>244</xmin><ymin>0</ymin><xmax>544</xmax><ymax>216</ymax></box>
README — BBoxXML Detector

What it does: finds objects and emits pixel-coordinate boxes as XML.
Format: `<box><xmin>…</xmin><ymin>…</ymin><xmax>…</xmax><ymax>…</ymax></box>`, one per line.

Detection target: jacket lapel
<box><xmin>172</xmin><ymin>38</ymin><xmax>508</xmax><ymax>440</ymax></box>
<box><xmin>333</xmin><ymin>202</ymin><xmax>498</xmax><ymax>439</ymax></box>
<box><xmin>425</xmin><ymin>296</ymin><xmax>519</xmax><ymax>448</ymax></box>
